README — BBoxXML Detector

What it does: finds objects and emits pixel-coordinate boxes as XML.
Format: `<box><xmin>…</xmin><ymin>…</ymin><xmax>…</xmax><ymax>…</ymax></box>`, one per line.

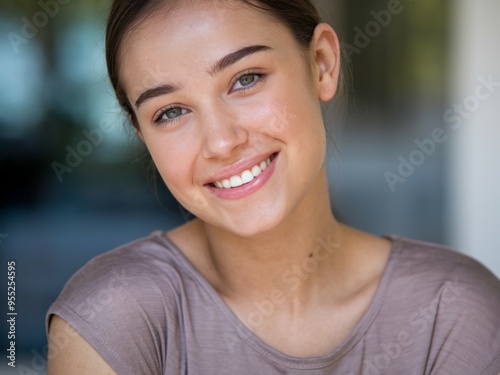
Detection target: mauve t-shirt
<box><xmin>46</xmin><ymin>232</ymin><xmax>500</xmax><ymax>374</ymax></box>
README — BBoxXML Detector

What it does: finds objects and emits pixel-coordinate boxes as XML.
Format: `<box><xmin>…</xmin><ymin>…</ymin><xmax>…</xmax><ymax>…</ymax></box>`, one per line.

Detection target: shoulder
<box><xmin>47</xmin><ymin>231</ymin><xmax>189</xmax><ymax>374</ymax></box>
<box><xmin>389</xmin><ymin>236</ymin><xmax>500</xmax><ymax>315</ymax></box>
<box><xmin>389</xmin><ymin>237</ymin><xmax>500</xmax><ymax>374</ymax></box>
<box><xmin>390</xmin><ymin>236</ymin><xmax>499</xmax><ymax>291</ymax></box>
<box><xmin>52</xmin><ymin>231</ymin><xmax>186</xmax><ymax>315</ymax></box>
<box><xmin>48</xmin><ymin>315</ymin><xmax>117</xmax><ymax>375</ymax></box>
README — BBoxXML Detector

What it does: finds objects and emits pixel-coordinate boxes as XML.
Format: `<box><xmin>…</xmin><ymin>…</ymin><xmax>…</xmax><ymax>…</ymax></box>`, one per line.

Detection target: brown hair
<box><xmin>105</xmin><ymin>0</ymin><xmax>344</xmax><ymax>128</ymax></box>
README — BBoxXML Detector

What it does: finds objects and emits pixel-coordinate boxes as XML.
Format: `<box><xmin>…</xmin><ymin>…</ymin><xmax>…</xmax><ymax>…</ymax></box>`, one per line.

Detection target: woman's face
<box><xmin>119</xmin><ymin>1</ymin><xmax>339</xmax><ymax>236</ymax></box>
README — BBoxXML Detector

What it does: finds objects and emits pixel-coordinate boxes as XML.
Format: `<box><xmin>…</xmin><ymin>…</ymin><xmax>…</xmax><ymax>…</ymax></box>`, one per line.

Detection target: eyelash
<box><xmin>230</xmin><ymin>70</ymin><xmax>266</xmax><ymax>94</ymax></box>
<box><xmin>152</xmin><ymin>70</ymin><xmax>266</xmax><ymax>127</ymax></box>
<box><xmin>153</xmin><ymin>106</ymin><xmax>188</xmax><ymax>126</ymax></box>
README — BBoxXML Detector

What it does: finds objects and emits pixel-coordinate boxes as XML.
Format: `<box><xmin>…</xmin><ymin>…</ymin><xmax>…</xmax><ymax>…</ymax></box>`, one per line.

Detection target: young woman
<box><xmin>47</xmin><ymin>1</ymin><xmax>500</xmax><ymax>374</ymax></box>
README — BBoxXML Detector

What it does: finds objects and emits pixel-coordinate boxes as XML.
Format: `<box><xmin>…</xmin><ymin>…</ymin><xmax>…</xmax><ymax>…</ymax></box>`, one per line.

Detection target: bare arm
<box><xmin>47</xmin><ymin>315</ymin><xmax>117</xmax><ymax>375</ymax></box>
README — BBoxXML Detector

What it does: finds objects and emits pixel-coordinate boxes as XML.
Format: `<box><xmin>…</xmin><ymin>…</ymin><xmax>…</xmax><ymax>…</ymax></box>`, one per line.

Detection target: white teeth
<box><xmin>251</xmin><ymin>165</ymin><xmax>261</xmax><ymax>177</ymax></box>
<box><xmin>213</xmin><ymin>156</ymin><xmax>274</xmax><ymax>189</ymax></box>
<box><xmin>230</xmin><ymin>176</ymin><xmax>243</xmax><ymax>188</ymax></box>
<box><xmin>241</xmin><ymin>170</ymin><xmax>254</xmax><ymax>184</ymax></box>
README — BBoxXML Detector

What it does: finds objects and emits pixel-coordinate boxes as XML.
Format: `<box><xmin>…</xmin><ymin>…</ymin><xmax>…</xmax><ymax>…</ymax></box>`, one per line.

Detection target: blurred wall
<box><xmin>320</xmin><ymin>0</ymin><xmax>449</xmax><ymax>246</ymax></box>
<box><xmin>447</xmin><ymin>0</ymin><xmax>500</xmax><ymax>276</ymax></box>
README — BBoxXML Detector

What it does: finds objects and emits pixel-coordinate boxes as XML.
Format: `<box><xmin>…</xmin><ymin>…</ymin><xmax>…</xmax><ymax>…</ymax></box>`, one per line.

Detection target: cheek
<box><xmin>250</xmin><ymin>100</ymin><xmax>295</xmax><ymax>137</ymax></box>
<box><xmin>151</xmin><ymin>145</ymin><xmax>211</xmax><ymax>215</ymax></box>
<box><xmin>141</xmin><ymin>133</ymin><xmax>197</xmax><ymax>193</ymax></box>
<box><xmin>253</xmin><ymin>91</ymin><xmax>325</xmax><ymax>147</ymax></box>
<box><xmin>242</xmin><ymin>86</ymin><xmax>307</xmax><ymax>138</ymax></box>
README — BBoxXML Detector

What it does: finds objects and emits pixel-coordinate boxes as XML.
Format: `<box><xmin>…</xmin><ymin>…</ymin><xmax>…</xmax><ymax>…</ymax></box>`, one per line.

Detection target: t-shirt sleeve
<box><xmin>425</xmin><ymin>253</ymin><xmax>500</xmax><ymax>375</ymax></box>
<box><xmin>46</xmin><ymin>244</ymin><xmax>183</xmax><ymax>375</ymax></box>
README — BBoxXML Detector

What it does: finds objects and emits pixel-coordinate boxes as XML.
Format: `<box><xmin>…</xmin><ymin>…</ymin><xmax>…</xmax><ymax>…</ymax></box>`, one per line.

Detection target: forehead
<box><xmin>118</xmin><ymin>0</ymin><xmax>295</xmax><ymax>96</ymax></box>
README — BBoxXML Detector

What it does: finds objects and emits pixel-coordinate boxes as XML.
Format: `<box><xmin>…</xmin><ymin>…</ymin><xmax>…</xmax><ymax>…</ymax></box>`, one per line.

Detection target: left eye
<box><xmin>163</xmin><ymin>107</ymin><xmax>185</xmax><ymax>119</ymax></box>
<box><xmin>232</xmin><ymin>74</ymin><xmax>260</xmax><ymax>91</ymax></box>
<box><xmin>153</xmin><ymin>106</ymin><xmax>189</xmax><ymax>125</ymax></box>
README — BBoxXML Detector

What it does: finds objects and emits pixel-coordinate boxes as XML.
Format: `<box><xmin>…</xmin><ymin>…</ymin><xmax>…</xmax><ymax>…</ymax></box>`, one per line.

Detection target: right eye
<box><xmin>154</xmin><ymin>106</ymin><xmax>190</xmax><ymax>126</ymax></box>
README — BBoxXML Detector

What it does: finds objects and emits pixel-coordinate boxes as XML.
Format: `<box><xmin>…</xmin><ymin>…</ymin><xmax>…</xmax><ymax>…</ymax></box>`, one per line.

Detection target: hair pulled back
<box><xmin>105</xmin><ymin>0</ymin><xmax>323</xmax><ymax>124</ymax></box>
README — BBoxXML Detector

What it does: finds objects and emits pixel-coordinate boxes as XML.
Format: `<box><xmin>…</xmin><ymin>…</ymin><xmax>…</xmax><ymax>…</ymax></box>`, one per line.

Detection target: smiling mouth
<box><xmin>210</xmin><ymin>153</ymin><xmax>277</xmax><ymax>189</ymax></box>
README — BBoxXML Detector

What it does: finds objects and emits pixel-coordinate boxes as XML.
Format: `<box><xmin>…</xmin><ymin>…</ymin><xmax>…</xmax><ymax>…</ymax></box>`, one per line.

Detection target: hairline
<box><xmin>114</xmin><ymin>0</ymin><xmax>317</xmax><ymax>105</ymax></box>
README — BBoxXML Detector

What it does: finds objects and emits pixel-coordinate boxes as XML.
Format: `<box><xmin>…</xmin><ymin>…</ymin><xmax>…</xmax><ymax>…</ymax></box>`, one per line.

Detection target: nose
<box><xmin>200</xmin><ymin>104</ymin><xmax>248</xmax><ymax>159</ymax></box>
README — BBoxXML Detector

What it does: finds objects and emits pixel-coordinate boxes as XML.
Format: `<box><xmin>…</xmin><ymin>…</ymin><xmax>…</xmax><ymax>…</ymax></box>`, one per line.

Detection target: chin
<box><xmin>215</xmin><ymin>206</ymin><xmax>289</xmax><ymax>238</ymax></box>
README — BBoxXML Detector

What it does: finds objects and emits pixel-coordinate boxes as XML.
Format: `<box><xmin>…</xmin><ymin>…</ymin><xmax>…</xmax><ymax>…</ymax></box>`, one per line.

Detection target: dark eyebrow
<box><xmin>135</xmin><ymin>84</ymin><xmax>180</xmax><ymax>109</ymax></box>
<box><xmin>208</xmin><ymin>45</ymin><xmax>272</xmax><ymax>76</ymax></box>
<box><xmin>134</xmin><ymin>45</ymin><xmax>272</xmax><ymax>108</ymax></box>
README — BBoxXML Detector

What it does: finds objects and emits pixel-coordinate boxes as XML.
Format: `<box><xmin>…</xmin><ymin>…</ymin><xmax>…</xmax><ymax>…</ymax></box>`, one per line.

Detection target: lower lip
<box><xmin>206</xmin><ymin>153</ymin><xmax>279</xmax><ymax>201</ymax></box>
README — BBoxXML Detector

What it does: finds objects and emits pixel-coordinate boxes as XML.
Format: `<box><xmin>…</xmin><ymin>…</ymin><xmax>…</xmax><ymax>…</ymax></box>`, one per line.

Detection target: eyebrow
<box><xmin>134</xmin><ymin>45</ymin><xmax>272</xmax><ymax>109</ymax></box>
<box><xmin>135</xmin><ymin>84</ymin><xmax>180</xmax><ymax>108</ymax></box>
<box><xmin>208</xmin><ymin>45</ymin><xmax>272</xmax><ymax>76</ymax></box>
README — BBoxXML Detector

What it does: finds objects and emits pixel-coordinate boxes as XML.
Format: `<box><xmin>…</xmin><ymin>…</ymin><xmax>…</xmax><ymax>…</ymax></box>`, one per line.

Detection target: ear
<box><xmin>310</xmin><ymin>23</ymin><xmax>341</xmax><ymax>102</ymax></box>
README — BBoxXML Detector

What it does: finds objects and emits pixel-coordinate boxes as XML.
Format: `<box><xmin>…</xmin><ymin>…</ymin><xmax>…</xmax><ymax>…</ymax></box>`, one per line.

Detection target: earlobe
<box><xmin>311</xmin><ymin>23</ymin><xmax>341</xmax><ymax>102</ymax></box>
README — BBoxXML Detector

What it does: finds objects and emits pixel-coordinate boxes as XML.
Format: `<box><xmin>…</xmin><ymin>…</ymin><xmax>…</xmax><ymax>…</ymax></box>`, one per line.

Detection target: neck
<box><xmin>200</xmin><ymin>168</ymin><xmax>349</xmax><ymax>305</ymax></box>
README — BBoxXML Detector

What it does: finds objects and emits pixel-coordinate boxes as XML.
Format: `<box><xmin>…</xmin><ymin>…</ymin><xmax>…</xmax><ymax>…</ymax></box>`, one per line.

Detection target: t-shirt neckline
<box><xmin>154</xmin><ymin>231</ymin><xmax>402</xmax><ymax>369</ymax></box>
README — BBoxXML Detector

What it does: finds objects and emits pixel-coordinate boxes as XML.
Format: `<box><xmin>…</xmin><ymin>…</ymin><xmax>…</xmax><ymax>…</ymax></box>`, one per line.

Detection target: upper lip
<box><xmin>203</xmin><ymin>152</ymin><xmax>277</xmax><ymax>185</ymax></box>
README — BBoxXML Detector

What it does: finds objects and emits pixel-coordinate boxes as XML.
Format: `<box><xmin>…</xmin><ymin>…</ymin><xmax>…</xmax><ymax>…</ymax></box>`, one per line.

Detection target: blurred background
<box><xmin>0</xmin><ymin>0</ymin><xmax>499</xmax><ymax>373</ymax></box>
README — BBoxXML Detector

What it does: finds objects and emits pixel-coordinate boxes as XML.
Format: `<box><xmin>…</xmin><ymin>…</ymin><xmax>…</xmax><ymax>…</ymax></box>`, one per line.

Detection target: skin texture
<box><xmin>48</xmin><ymin>1</ymin><xmax>392</xmax><ymax>372</ymax></box>
<box><xmin>48</xmin><ymin>316</ymin><xmax>117</xmax><ymax>374</ymax></box>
